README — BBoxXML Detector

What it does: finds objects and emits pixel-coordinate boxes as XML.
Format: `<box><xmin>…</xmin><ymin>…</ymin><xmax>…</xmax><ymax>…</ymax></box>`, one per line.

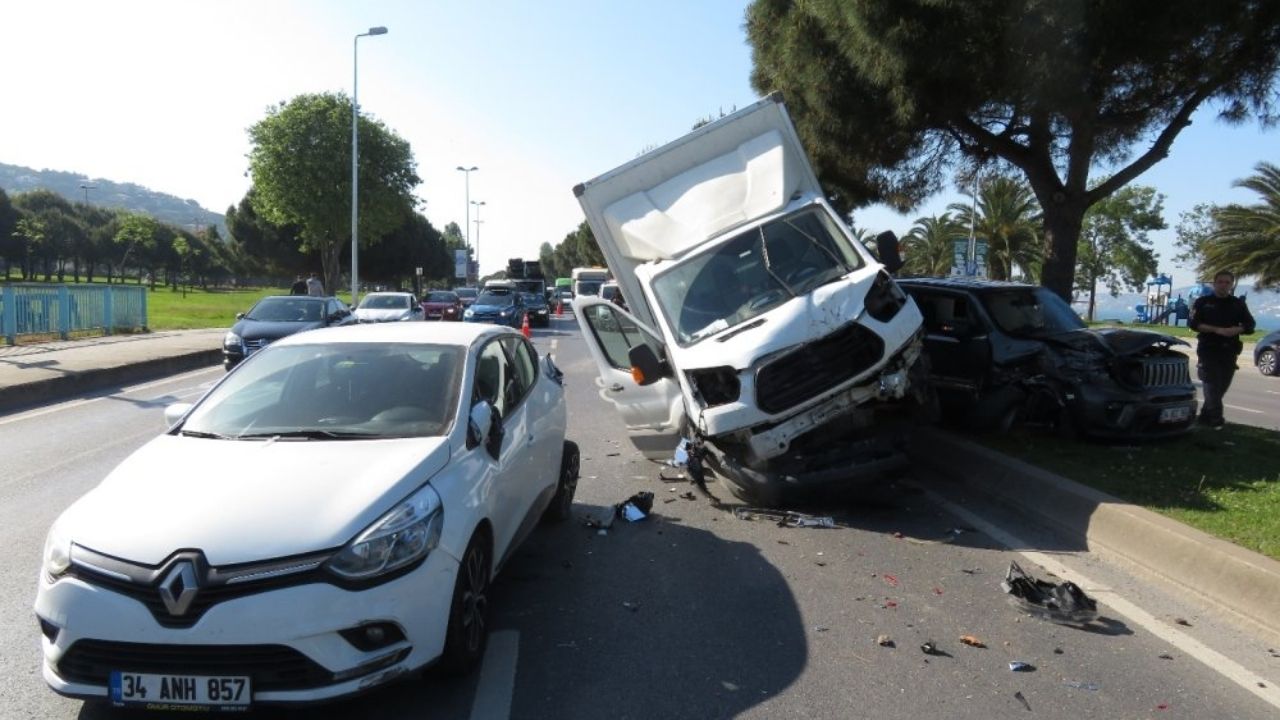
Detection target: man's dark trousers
<box><xmin>1197</xmin><ymin>354</ymin><xmax>1236</xmax><ymax>425</ymax></box>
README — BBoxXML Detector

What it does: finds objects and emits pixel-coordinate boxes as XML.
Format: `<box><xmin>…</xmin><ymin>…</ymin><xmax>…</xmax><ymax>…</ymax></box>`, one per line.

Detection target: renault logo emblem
<box><xmin>158</xmin><ymin>561</ymin><xmax>199</xmax><ymax>616</ymax></box>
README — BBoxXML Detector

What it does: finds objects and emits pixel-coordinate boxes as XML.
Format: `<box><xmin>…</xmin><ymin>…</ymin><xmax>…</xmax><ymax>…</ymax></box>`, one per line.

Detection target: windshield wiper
<box><xmin>757</xmin><ymin>229</ymin><xmax>796</xmax><ymax>298</ymax></box>
<box><xmin>179</xmin><ymin>429</ymin><xmax>231</xmax><ymax>439</ymax></box>
<box><xmin>235</xmin><ymin>430</ymin><xmax>378</xmax><ymax>440</ymax></box>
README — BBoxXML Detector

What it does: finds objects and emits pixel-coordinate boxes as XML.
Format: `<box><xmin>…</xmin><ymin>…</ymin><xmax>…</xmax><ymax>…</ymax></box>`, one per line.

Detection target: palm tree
<box><xmin>902</xmin><ymin>213</ymin><xmax>964</xmax><ymax>276</ymax></box>
<box><xmin>1201</xmin><ymin>162</ymin><xmax>1280</xmax><ymax>288</ymax></box>
<box><xmin>949</xmin><ymin>176</ymin><xmax>1042</xmax><ymax>281</ymax></box>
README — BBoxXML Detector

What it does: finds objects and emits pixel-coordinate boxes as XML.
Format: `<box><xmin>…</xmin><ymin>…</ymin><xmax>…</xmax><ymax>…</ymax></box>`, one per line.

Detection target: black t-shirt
<box><xmin>1189</xmin><ymin>294</ymin><xmax>1256</xmax><ymax>358</ymax></box>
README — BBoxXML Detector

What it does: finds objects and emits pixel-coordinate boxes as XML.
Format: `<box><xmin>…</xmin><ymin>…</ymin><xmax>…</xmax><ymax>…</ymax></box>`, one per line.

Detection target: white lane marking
<box><xmin>469</xmin><ymin>630</ymin><xmax>519</xmax><ymax>720</ymax></box>
<box><xmin>551</xmin><ymin>340</ymin><xmax>558</xmax><ymax>353</ymax></box>
<box><xmin>0</xmin><ymin>367</ymin><xmax>218</xmax><ymax>426</ymax></box>
<box><xmin>1225</xmin><ymin>404</ymin><xmax>1265</xmax><ymax>414</ymax></box>
<box><xmin>919</xmin><ymin>486</ymin><xmax>1280</xmax><ymax>712</ymax></box>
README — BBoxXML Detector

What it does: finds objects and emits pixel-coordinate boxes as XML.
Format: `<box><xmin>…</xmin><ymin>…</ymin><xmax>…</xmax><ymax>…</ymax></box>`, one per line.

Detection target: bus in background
<box><xmin>571</xmin><ymin>267</ymin><xmax>610</xmax><ymax>297</ymax></box>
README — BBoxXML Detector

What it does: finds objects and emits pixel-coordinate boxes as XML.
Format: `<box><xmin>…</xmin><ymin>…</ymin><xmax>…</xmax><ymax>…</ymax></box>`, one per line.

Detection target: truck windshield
<box><xmin>652</xmin><ymin>206</ymin><xmax>865</xmax><ymax>346</ymax></box>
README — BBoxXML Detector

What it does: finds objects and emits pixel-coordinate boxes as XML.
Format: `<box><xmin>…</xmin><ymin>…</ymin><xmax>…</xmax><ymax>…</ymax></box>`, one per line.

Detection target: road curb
<box><xmin>0</xmin><ymin>349</ymin><xmax>223</xmax><ymax>414</ymax></box>
<box><xmin>910</xmin><ymin>427</ymin><xmax>1280</xmax><ymax>637</ymax></box>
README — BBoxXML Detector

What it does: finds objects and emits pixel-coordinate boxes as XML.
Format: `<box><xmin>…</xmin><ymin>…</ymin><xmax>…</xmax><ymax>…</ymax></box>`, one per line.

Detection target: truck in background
<box><xmin>571</xmin><ymin>267</ymin><xmax>610</xmax><ymax>297</ymax></box>
<box><xmin>504</xmin><ymin>258</ymin><xmax>547</xmax><ymax>300</ymax></box>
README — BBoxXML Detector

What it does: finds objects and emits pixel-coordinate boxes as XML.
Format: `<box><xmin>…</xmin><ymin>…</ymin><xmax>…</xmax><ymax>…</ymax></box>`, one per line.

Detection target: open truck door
<box><xmin>573</xmin><ymin>296</ymin><xmax>685</xmax><ymax>459</ymax></box>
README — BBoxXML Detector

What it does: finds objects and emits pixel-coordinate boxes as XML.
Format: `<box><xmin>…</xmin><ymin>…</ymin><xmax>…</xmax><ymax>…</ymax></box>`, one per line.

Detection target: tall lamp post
<box><xmin>78</xmin><ymin>182</ymin><xmax>96</xmax><ymax>206</ymax></box>
<box><xmin>456</xmin><ymin>166</ymin><xmax>478</xmax><ymax>281</ymax></box>
<box><xmin>352</xmin><ymin>25</ymin><xmax>388</xmax><ymax>305</ymax></box>
<box><xmin>471</xmin><ymin>200</ymin><xmax>486</xmax><ymax>279</ymax></box>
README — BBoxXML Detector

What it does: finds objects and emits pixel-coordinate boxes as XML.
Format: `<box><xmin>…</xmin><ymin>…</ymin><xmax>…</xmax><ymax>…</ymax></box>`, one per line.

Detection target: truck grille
<box><xmin>57</xmin><ymin>640</ymin><xmax>332</xmax><ymax>691</ymax></box>
<box><xmin>755</xmin><ymin>323</ymin><xmax>884</xmax><ymax>414</ymax></box>
<box><xmin>1143</xmin><ymin>357</ymin><xmax>1191</xmax><ymax>387</ymax></box>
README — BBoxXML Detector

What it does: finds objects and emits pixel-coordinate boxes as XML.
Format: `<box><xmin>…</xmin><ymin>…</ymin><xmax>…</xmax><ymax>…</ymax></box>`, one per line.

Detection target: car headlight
<box><xmin>499</xmin><ymin>308</ymin><xmax>512</xmax><ymax>317</ymax></box>
<box><xmin>42</xmin><ymin>521</ymin><xmax>73</xmax><ymax>580</ymax></box>
<box><xmin>464</xmin><ymin>309</ymin><xmax>474</xmax><ymax>319</ymax></box>
<box><xmin>326</xmin><ymin>485</ymin><xmax>444</xmax><ymax>581</ymax></box>
<box><xmin>223</xmin><ymin>331</ymin><xmax>242</xmax><ymax>349</ymax></box>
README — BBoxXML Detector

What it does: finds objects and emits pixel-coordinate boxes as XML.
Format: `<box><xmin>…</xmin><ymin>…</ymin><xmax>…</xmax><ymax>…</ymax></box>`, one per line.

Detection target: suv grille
<box><xmin>1143</xmin><ymin>357</ymin><xmax>1190</xmax><ymax>387</ymax></box>
<box><xmin>57</xmin><ymin>640</ymin><xmax>332</xmax><ymax>691</ymax></box>
<box><xmin>755</xmin><ymin>323</ymin><xmax>884</xmax><ymax>414</ymax></box>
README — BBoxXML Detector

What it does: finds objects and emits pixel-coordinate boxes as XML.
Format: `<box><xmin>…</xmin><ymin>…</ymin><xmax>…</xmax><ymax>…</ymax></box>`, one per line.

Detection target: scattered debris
<box><xmin>876</xmin><ymin>634</ymin><xmax>895</xmax><ymax>647</ymax></box>
<box><xmin>933</xmin><ymin>587</ymin><xmax>944</xmax><ymax>595</ymax></box>
<box><xmin>1008</xmin><ymin>661</ymin><xmax>1036</xmax><ymax>672</ymax></box>
<box><xmin>1174</xmin><ymin>617</ymin><xmax>1192</xmax><ymax>627</ymax></box>
<box><xmin>583</xmin><ymin>512</ymin><xmax>615</xmax><ymax>530</ymax></box>
<box><xmin>662</xmin><ymin>497</ymin><xmax>678</xmax><ymax>504</ymax></box>
<box><xmin>1155</xmin><ymin>702</ymin><xmax>1170</xmax><ymax>710</ymax></box>
<box><xmin>920</xmin><ymin>641</ymin><xmax>942</xmax><ymax>656</ymax></box>
<box><xmin>883</xmin><ymin>574</ymin><xmax>900</xmax><ymax>588</ymax></box>
<box><xmin>615</xmin><ymin>492</ymin><xmax>655</xmax><ymax>522</ymax></box>
<box><xmin>1053</xmin><ymin>648</ymin><xmax>1064</xmax><ymax>655</ymax></box>
<box><xmin>815</xmin><ymin>561</ymin><xmax>827</xmax><ymax>567</ymax></box>
<box><xmin>813</xmin><ymin>626</ymin><xmax>830</xmax><ymax>633</ymax></box>
<box><xmin>1064</xmin><ymin>681</ymin><xmax>1100</xmax><ymax>692</ymax></box>
<box><xmin>892</xmin><ymin>531</ymin><xmax>904</xmax><ymax>539</ymax></box>
<box><xmin>1259</xmin><ymin>682</ymin><xmax>1267</xmax><ymax>688</ymax></box>
<box><xmin>1002</xmin><ymin>561</ymin><xmax>1098</xmax><ymax>624</ymax></box>
<box><xmin>606</xmin><ymin>452</ymin><xmax>620</xmax><ymax>457</ymax></box>
<box><xmin>680</xmin><ymin>491</ymin><xmax>697</xmax><ymax>501</ymax></box>
<box><xmin>960</xmin><ymin>567</ymin><xmax>981</xmax><ymax>575</ymax></box>
<box><xmin>732</xmin><ymin>507</ymin><xmax>837</xmax><ymax>528</ymax></box>
<box><xmin>884</xmin><ymin>601</ymin><xmax>898</xmax><ymax>609</ymax></box>
<box><xmin>906</xmin><ymin>528</ymin><xmax>966</xmax><ymax>545</ymax></box>
<box><xmin>959</xmin><ymin>635</ymin><xmax>986</xmax><ymax>648</ymax></box>
<box><xmin>1158</xmin><ymin>653</ymin><xmax>1173</xmax><ymax>660</ymax></box>
<box><xmin>1014</xmin><ymin>691</ymin><xmax>1031</xmax><ymax>712</ymax></box>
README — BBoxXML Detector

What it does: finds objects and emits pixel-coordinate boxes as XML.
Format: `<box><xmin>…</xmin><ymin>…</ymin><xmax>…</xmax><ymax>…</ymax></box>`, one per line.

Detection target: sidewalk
<box><xmin>0</xmin><ymin>329</ymin><xmax>226</xmax><ymax>413</ymax></box>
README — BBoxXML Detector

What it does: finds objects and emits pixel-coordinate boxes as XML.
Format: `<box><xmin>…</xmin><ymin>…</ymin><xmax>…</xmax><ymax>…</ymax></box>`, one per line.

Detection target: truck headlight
<box><xmin>326</xmin><ymin>485</ymin><xmax>444</xmax><ymax>581</ymax></box>
<box><xmin>865</xmin><ymin>271</ymin><xmax>907</xmax><ymax>322</ymax></box>
<box><xmin>687</xmin><ymin>366</ymin><xmax>741</xmax><ymax>407</ymax></box>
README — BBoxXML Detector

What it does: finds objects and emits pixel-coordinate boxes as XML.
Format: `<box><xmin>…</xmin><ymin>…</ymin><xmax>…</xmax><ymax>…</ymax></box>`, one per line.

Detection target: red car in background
<box><xmin>421</xmin><ymin>290</ymin><xmax>464</xmax><ymax>321</ymax></box>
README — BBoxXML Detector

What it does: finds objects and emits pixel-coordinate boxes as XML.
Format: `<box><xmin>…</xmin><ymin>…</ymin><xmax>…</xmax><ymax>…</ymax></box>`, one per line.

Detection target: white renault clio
<box><xmin>34</xmin><ymin>322</ymin><xmax>577</xmax><ymax>711</ymax></box>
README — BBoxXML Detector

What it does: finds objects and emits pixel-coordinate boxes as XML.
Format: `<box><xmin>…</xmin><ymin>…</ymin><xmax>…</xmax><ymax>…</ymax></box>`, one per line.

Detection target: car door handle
<box><xmin>609</xmin><ymin>383</ymin><xmax>624</xmax><ymax>392</ymax></box>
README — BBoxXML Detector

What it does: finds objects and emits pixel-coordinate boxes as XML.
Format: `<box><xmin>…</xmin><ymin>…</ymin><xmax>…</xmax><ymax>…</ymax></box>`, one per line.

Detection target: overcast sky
<box><xmin>1</xmin><ymin>0</ymin><xmax>1275</xmax><ymax>280</ymax></box>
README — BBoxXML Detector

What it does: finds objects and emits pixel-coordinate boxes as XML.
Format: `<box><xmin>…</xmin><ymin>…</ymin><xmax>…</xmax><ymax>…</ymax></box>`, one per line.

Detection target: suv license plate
<box><xmin>1158</xmin><ymin>406</ymin><xmax>1191</xmax><ymax>423</ymax></box>
<box><xmin>110</xmin><ymin>671</ymin><xmax>250</xmax><ymax>710</ymax></box>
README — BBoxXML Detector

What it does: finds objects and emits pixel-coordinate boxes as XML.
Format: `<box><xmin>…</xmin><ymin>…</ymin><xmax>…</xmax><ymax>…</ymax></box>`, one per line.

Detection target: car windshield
<box><xmin>652</xmin><ymin>206</ymin><xmax>865</xmax><ymax>345</ymax></box>
<box><xmin>577</xmin><ymin>281</ymin><xmax>603</xmax><ymax>296</ymax></box>
<box><xmin>182</xmin><ymin>343</ymin><xmax>463</xmax><ymax>439</ymax></box>
<box><xmin>476</xmin><ymin>291</ymin><xmax>514</xmax><ymax>306</ymax></box>
<box><xmin>245</xmin><ymin>297</ymin><xmax>324</xmax><ymax>323</ymax></box>
<box><xmin>426</xmin><ymin>291</ymin><xmax>458</xmax><ymax>303</ymax></box>
<box><xmin>981</xmin><ymin>287</ymin><xmax>1086</xmax><ymax>337</ymax></box>
<box><xmin>359</xmin><ymin>294</ymin><xmax>410</xmax><ymax>310</ymax></box>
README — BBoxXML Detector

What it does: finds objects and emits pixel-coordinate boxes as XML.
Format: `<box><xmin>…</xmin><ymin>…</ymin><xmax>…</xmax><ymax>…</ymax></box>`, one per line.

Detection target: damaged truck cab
<box><xmin>571</xmin><ymin>95</ymin><xmax>930</xmax><ymax>505</ymax></box>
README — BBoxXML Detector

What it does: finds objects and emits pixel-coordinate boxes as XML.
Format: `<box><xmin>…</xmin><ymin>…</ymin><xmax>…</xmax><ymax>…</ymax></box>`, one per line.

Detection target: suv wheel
<box><xmin>1259</xmin><ymin>348</ymin><xmax>1277</xmax><ymax>376</ymax></box>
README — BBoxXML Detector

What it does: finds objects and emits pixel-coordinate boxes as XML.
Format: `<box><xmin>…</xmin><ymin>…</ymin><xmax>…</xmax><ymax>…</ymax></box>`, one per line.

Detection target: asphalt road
<box><xmin>2</xmin><ymin>315</ymin><xmax>1278</xmax><ymax>719</ymax></box>
<box><xmin>1218</xmin><ymin>363</ymin><xmax>1280</xmax><ymax>430</ymax></box>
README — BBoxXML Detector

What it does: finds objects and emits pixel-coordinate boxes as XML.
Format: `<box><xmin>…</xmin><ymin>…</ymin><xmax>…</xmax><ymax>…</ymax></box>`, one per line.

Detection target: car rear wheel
<box><xmin>1259</xmin><ymin>348</ymin><xmax>1278</xmax><ymax>376</ymax></box>
<box><xmin>543</xmin><ymin>441</ymin><xmax>580</xmax><ymax>523</ymax></box>
<box><xmin>968</xmin><ymin>386</ymin><xmax>1025</xmax><ymax>434</ymax></box>
<box><xmin>440</xmin><ymin>531</ymin><xmax>491</xmax><ymax>675</ymax></box>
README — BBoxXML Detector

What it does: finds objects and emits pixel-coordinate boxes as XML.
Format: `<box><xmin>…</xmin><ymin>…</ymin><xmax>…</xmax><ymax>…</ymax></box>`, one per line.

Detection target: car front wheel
<box><xmin>440</xmin><ymin>531</ymin><xmax>491</xmax><ymax>674</ymax></box>
<box><xmin>1259</xmin><ymin>348</ymin><xmax>1278</xmax><ymax>376</ymax></box>
<box><xmin>543</xmin><ymin>441</ymin><xmax>580</xmax><ymax>523</ymax></box>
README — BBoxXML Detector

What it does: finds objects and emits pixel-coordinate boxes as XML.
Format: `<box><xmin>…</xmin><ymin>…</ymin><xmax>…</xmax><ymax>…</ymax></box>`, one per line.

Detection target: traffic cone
<box><xmin>555</xmin><ymin>300</ymin><xmax>563</xmax><ymax>317</ymax></box>
<box><xmin>521</xmin><ymin>313</ymin><xmax>532</xmax><ymax>339</ymax></box>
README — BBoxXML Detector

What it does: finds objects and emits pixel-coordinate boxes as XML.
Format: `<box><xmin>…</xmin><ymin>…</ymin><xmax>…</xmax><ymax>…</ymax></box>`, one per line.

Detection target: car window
<box><xmin>584</xmin><ymin>303</ymin><xmax>662</xmax><ymax>371</ymax></box>
<box><xmin>474</xmin><ymin>340</ymin><xmax>510</xmax><ymax>418</ymax></box>
<box><xmin>427</xmin><ymin>291</ymin><xmax>458</xmax><ymax>303</ymax></box>
<box><xmin>914</xmin><ymin>291</ymin><xmax>978</xmax><ymax>337</ymax></box>
<box><xmin>246</xmin><ymin>297</ymin><xmax>321</xmax><ymax>322</ymax></box>
<box><xmin>502</xmin><ymin>337</ymin><xmax>538</xmax><ymax>408</ymax></box>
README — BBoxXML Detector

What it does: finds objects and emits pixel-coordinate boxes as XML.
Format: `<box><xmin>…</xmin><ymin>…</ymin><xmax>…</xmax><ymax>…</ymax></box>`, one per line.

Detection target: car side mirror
<box><xmin>628</xmin><ymin>344</ymin><xmax>671</xmax><ymax>386</ymax></box>
<box><xmin>164</xmin><ymin>402</ymin><xmax>193</xmax><ymax>429</ymax></box>
<box><xmin>467</xmin><ymin>400</ymin><xmax>504</xmax><ymax>458</ymax></box>
<box><xmin>235</xmin><ymin>312</ymin><xmax>245</xmax><ymax>320</ymax></box>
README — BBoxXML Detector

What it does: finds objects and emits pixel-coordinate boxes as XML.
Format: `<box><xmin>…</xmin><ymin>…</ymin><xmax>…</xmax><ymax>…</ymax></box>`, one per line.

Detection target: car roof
<box><xmin>897</xmin><ymin>277</ymin><xmax>1038</xmax><ymax>293</ymax></box>
<box><xmin>272</xmin><ymin>321</ymin><xmax>518</xmax><ymax>349</ymax></box>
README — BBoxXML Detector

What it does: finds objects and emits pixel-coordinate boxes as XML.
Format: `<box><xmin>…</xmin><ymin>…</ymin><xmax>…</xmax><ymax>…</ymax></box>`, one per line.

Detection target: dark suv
<box><xmin>898</xmin><ymin>278</ymin><xmax>1197</xmax><ymax>438</ymax></box>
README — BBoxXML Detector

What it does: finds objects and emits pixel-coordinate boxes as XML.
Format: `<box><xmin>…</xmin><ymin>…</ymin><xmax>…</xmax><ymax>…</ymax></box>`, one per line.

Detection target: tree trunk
<box><xmin>1087</xmin><ymin>270</ymin><xmax>1098</xmax><ymax>323</ymax></box>
<box><xmin>1040</xmin><ymin>204</ymin><xmax>1086</xmax><ymax>301</ymax></box>
<box><xmin>322</xmin><ymin>239</ymin><xmax>342</xmax><ymax>299</ymax></box>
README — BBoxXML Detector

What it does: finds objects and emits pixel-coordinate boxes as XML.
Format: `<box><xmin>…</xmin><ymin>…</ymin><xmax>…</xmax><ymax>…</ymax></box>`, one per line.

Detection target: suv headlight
<box><xmin>865</xmin><ymin>271</ymin><xmax>907</xmax><ymax>322</ymax></box>
<box><xmin>223</xmin><ymin>331</ymin><xmax>242</xmax><ymax>349</ymax></box>
<box><xmin>326</xmin><ymin>485</ymin><xmax>444</xmax><ymax>581</ymax></box>
<box><xmin>42</xmin><ymin>522</ymin><xmax>73</xmax><ymax>580</ymax></box>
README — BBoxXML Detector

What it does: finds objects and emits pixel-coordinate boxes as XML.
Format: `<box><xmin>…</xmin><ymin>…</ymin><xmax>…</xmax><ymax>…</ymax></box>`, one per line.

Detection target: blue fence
<box><xmin>1</xmin><ymin>284</ymin><xmax>148</xmax><ymax>345</ymax></box>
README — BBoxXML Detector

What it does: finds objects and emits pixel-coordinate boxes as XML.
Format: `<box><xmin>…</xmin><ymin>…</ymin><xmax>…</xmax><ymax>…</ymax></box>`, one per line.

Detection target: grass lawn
<box><xmin>146</xmin><ymin>286</ymin><xmax>287</xmax><ymax>329</ymax></box>
<box><xmin>977</xmin><ymin>423</ymin><xmax>1280</xmax><ymax>561</ymax></box>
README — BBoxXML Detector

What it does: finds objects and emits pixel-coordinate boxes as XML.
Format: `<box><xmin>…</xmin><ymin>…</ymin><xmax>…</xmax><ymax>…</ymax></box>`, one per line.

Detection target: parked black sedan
<box><xmin>222</xmin><ymin>295</ymin><xmax>356</xmax><ymax>370</ymax></box>
<box><xmin>899</xmin><ymin>278</ymin><xmax>1197</xmax><ymax>439</ymax></box>
<box><xmin>1254</xmin><ymin>329</ymin><xmax>1280</xmax><ymax>377</ymax></box>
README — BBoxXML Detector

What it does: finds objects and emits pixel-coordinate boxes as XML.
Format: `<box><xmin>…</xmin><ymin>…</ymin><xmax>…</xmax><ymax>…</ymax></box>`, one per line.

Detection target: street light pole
<box><xmin>352</xmin><ymin>25</ymin><xmax>388</xmax><ymax>305</ymax></box>
<box><xmin>471</xmin><ymin>200</ymin><xmax>486</xmax><ymax>279</ymax></box>
<box><xmin>79</xmin><ymin>182</ymin><xmax>96</xmax><ymax>206</ymax></box>
<box><xmin>456</xmin><ymin>165</ymin><xmax>478</xmax><ymax>281</ymax></box>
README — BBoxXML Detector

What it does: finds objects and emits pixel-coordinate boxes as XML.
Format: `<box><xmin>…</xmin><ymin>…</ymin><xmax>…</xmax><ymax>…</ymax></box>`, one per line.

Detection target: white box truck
<box><xmin>571</xmin><ymin>94</ymin><xmax>933</xmax><ymax>505</ymax></box>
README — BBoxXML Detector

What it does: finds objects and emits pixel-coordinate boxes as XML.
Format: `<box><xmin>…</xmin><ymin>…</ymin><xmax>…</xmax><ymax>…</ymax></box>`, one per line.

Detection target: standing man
<box><xmin>306</xmin><ymin>273</ymin><xmax>324</xmax><ymax>297</ymax></box>
<box><xmin>1188</xmin><ymin>270</ymin><xmax>1255</xmax><ymax>429</ymax></box>
<box><xmin>289</xmin><ymin>275</ymin><xmax>307</xmax><ymax>295</ymax></box>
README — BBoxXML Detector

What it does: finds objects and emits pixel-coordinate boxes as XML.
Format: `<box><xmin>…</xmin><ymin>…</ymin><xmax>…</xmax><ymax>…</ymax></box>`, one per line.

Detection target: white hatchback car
<box><xmin>35</xmin><ymin>322</ymin><xmax>577</xmax><ymax>711</ymax></box>
<box><xmin>353</xmin><ymin>291</ymin><xmax>425</xmax><ymax>323</ymax></box>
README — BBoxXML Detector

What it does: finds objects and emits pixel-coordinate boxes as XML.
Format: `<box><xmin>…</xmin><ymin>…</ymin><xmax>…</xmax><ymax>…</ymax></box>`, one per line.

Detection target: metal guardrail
<box><xmin>0</xmin><ymin>284</ymin><xmax>148</xmax><ymax>345</ymax></box>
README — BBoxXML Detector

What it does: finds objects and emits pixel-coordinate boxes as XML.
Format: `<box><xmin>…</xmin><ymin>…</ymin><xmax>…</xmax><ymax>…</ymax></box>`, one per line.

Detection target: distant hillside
<box><xmin>0</xmin><ymin>162</ymin><xmax>228</xmax><ymax>240</ymax></box>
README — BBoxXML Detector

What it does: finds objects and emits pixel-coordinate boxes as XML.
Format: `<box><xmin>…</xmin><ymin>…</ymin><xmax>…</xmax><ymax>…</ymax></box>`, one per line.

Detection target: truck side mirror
<box><xmin>628</xmin><ymin>344</ymin><xmax>671</xmax><ymax>386</ymax></box>
<box><xmin>875</xmin><ymin>231</ymin><xmax>904</xmax><ymax>275</ymax></box>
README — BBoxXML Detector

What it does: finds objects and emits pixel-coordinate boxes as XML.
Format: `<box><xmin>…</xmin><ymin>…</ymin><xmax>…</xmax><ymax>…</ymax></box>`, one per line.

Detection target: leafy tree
<box><xmin>247</xmin><ymin>92</ymin><xmax>420</xmax><ymax>295</ymax></box>
<box><xmin>902</xmin><ymin>213</ymin><xmax>964</xmax><ymax>277</ymax></box>
<box><xmin>1075</xmin><ymin>184</ymin><xmax>1164</xmax><ymax>321</ymax></box>
<box><xmin>113</xmin><ymin>213</ymin><xmax>159</xmax><ymax>283</ymax></box>
<box><xmin>226</xmin><ymin>190</ymin><xmax>309</xmax><ymax>278</ymax></box>
<box><xmin>0</xmin><ymin>189</ymin><xmax>18</xmax><ymax>278</ymax></box>
<box><xmin>11</xmin><ymin>215</ymin><xmax>46</xmax><ymax>280</ymax></box>
<box><xmin>948</xmin><ymin>177</ymin><xmax>1041</xmax><ymax>281</ymax></box>
<box><xmin>1200</xmin><ymin>161</ymin><xmax>1280</xmax><ymax>288</ymax></box>
<box><xmin>746</xmin><ymin>1</ymin><xmax>1280</xmax><ymax>299</ymax></box>
<box><xmin>1173</xmin><ymin>203</ymin><xmax>1217</xmax><ymax>271</ymax></box>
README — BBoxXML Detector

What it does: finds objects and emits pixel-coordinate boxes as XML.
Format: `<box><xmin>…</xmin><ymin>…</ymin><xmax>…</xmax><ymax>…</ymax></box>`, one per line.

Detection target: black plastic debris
<box><xmin>1014</xmin><ymin>691</ymin><xmax>1031</xmax><ymax>711</ymax></box>
<box><xmin>615</xmin><ymin>492</ymin><xmax>655</xmax><ymax>522</ymax></box>
<box><xmin>1009</xmin><ymin>661</ymin><xmax>1036</xmax><ymax>672</ymax></box>
<box><xmin>732</xmin><ymin>507</ymin><xmax>837</xmax><ymax>528</ymax></box>
<box><xmin>920</xmin><ymin>641</ymin><xmax>942</xmax><ymax>656</ymax></box>
<box><xmin>1001</xmin><ymin>561</ymin><xmax>1098</xmax><ymax>623</ymax></box>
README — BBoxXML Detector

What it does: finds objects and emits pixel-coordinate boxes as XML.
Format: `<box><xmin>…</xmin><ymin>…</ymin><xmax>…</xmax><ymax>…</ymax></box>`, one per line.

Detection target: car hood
<box><xmin>355</xmin><ymin>308</ymin><xmax>411</xmax><ymax>322</ymax></box>
<box><xmin>232</xmin><ymin>318</ymin><xmax>324</xmax><ymax>340</ymax></box>
<box><xmin>673</xmin><ymin>268</ymin><xmax>898</xmax><ymax>370</ymax></box>
<box><xmin>1043</xmin><ymin>328</ymin><xmax>1188</xmax><ymax>356</ymax></box>
<box><xmin>58</xmin><ymin>434</ymin><xmax>451</xmax><ymax>566</ymax></box>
